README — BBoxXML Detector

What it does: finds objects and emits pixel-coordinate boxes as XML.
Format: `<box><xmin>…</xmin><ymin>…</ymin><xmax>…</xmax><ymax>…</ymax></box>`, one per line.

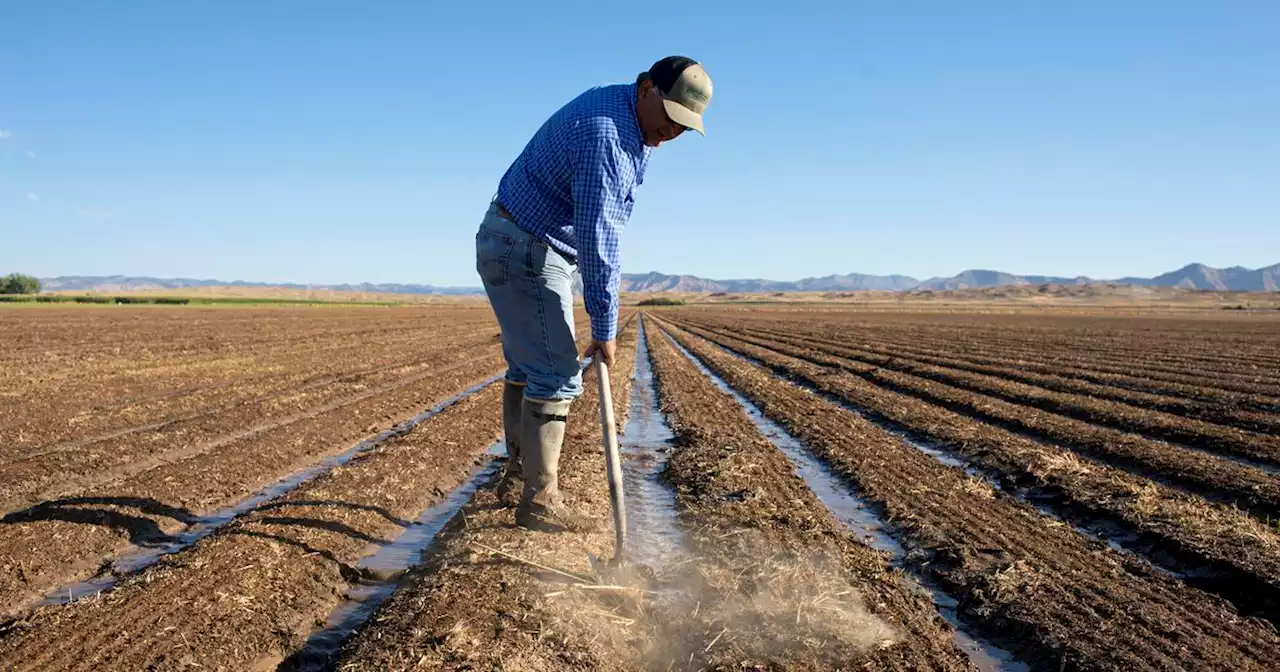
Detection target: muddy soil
<box><xmin>664</xmin><ymin>319</ymin><xmax>1280</xmax><ymax>624</ymax></box>
<box><xmin>0</xmin><ymin>347</ymin><xmax>509</xmax><ymax>614</ymax></box>
<box><xmin>643</xmin><ymin>320</ymin><xmax>979</xmax><ymax>670</ymax></box>
<box><xmin>682</xmin><ymin>324</ymin><xmax>1280</xmax><ymax>517</ymax></box>
<box><xmin>331</xmin><ymin>327</ymin><xmax>640</xmax><ymax>670</ymax></box>
<box><xmin>0</xmin><ymin>378</ymin><xmax>505</xmax><ymax>670</ymax></box>
<box><xmin>654</xmin><ymin>317</ymin><xmax>1280</xmax><ymax>671</ymax></box>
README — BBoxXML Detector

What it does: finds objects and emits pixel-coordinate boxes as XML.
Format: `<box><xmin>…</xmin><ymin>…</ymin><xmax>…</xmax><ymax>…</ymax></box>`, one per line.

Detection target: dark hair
<box><xmin>638</xmin><ymin>56</ymin><xmax>698</xmax><ymax>92</ymax></box>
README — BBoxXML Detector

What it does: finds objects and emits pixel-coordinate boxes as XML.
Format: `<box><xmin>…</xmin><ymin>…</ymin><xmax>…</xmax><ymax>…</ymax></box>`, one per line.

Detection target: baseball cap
<box><xmin>648</xmin><ymin>56</ymin><xmax>713</xmax><ymax>135</ymax></box>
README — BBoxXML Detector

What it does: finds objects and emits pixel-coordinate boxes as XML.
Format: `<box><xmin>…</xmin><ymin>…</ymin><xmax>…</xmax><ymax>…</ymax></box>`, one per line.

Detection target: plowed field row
<box><xmin>0</xmin><ymin>374</ymin><xmax>506</xmax><ymax>670</ymax></box>
<box><xmin>756</xmin><ymin>313</ymin><xmax>1280</xmax><ymax>365</ymax></box>
<box><xmin>8</xmin><ymin>327</ymin><xmax>498</xmax><ymax>458</ymax></box>
<box><xmin>652</xmin><ymin>317</ymin><xmax>1280</xmax><ymax>671</ymax></box>
<box><xmin>723</xmin><ymin>323</ymin><xmax>1280</xmax><ymax>435</ymax></box>
<box><xmin>0</xmin><ymin>347</ymin><xmax>509</xmax><ymax>614</ymax></box>
<box><xmin>0</xmin><ymin>317</ymin><xmax>494</xmax><ymax>419</ymax></box>
<box><xmin>711</xmin><ymin>312</ymin><xmax>1280</xmax><ymax>397</ymax></box>
<box><xmin>860</xmin><ymin>330</ymin><xmax>1280</xmax><ymax>399</ymax></box>
<box><xmin>3</xmin><ymin>321</ymin><xmax>499</xmax><ymax>453</ymax></box>
<box><xmin>661</xmin><ymin>320</ymin><xmax>1280</xmax><ymax>623</ymax></box>
<box><xmin>685</xmin><ymin>322</ymin><xmax>1280</xmax><ymax>468</ymax></box>
<box><xmin>854</xmin><ymin>328</ymin><xmax>1280</xmax><ymax>374</ymax></box>
<box><xmin>1</xmin><ymin>318</ymin><xmax>489</xmax><ymax>379</ymax></box>
<box><xmin>675</xmin><ymin>322</ymin><xmax>1280</xmax><ymax>518</ymax></box>
<box><xmin>925</xmin><ymin>340</ymin><xmax>1280</xmax><ymax>412</ymax></box>
<box><xmin>0</xmin><ymin>306</ymin><xmax>493</xmax><ymax>365</ymax></box>
<box><xmin>641</xmin><ymin>320</ymin><xmax>978</xmax><ymax>670</ymax></box>
<box><xmin>0</xmin><ymin>334</ymin><xmax>505</xmax><ymax>512</ymax></box>
<box><xmin>0</xmin><ymin>332</ymin><xmax>501</xmax><ymax>476</ymax></box>
<box><xmin>331</xmin><ymin>317</ymin><xmax>641</xmax><ymax>670</ymax></box>
<box><xmin>898</xmin><ymin>338</ymin><xmax>1280</xmax><ymax>399</ymax></box>
<box><xmin>332</xmin><ymin>316</ymin><xmax>983</xmax><ymax>671</ymax></box>
<box><xmin>689</xmin><ymin>313</ymin><xmax>1280</xmax><ymax>404</ymax></box>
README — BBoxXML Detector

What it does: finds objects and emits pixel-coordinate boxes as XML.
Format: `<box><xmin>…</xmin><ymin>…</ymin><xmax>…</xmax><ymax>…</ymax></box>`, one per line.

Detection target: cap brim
<box><xmin>662</xmin><ymin>98</ymin><xmax>705</xmax><ymax>135</ymax></box>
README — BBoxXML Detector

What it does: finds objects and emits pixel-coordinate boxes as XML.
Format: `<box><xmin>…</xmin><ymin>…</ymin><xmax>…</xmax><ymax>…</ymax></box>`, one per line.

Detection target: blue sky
<box><xmin>2</xmin><ymin>1</ymin><xmax>1277</xmax><ymax>285</ymax></box>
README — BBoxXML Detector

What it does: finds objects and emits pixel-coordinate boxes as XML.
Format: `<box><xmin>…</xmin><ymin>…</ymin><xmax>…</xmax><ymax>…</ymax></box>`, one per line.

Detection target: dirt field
<box><xmin>1</xmin><ymin>302</ymin><xmax>1278</xmax><ymax>670</ymax></box>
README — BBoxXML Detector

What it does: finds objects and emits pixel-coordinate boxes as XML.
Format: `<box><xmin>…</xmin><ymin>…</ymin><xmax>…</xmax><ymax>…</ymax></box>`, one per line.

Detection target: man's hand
<box><xmin>584</xmin><ymin>339</ymin><xmax>617</xmax><ymax>370</ymax></box>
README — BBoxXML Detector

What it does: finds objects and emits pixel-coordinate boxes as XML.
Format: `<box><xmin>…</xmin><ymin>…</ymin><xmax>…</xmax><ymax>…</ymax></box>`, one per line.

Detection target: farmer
<box><xmin>476</xmin><ymin>56</ymin><xmax>713</xmax><ymax>532</ymax></box>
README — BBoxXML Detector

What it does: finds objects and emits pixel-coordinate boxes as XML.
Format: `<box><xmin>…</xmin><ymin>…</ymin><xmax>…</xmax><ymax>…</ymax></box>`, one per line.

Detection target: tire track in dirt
<box><xmin>729</xmin><ymin>323</ymin><xmax>1280</xmax><ymax>436</ymax></box>
<box><xmin>664</xmin><ymin>320</ymin><xmax>1280</xmax><ymax>625</ymax></box>
<box><xmin>643</xmin><ymin>318</ymin><xmax>981</xmax><ymax>670</ymax></box>
<box><xmin>704</xmin><ymin>323</ymin><xmax>1280</xmax><ymax>469</ymax></box>
<box><xmin>331</xmin><ymin>318</ymin><xmax>645</xmax><ymax>672</ymax></box>
<box><xmin>0</xmin><ymin>339</ymin><xmax>502</xmax><ymax>515</ymax></box>
<box><xmin>0</xmin><ymin>350</ymin><xmax>509</xmax><ymax>615</ymax></box>
<box><xmin>653</xmin><ymin>317</ymin><xmax>1280</xmax><ymax>671</ymax></box>
<box><xmin>680</xmin><ymin>323</ymin><xmax>1280</xmax><ymax>519</ymax></box>
<box><xmin>0</xmin><ymin>380</ymin><xmax>507</xmax><ymax>671</ymax></box>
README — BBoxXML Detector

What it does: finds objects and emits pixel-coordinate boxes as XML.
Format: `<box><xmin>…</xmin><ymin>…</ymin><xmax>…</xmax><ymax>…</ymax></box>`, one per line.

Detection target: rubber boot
<box><xmin>516</xmin><ymin>397</ymin><xmax>597</xmax><ymax>532</ymax></box>
<box><xmin>494</xmin><ymin>381</ymin><xmax>525</xmax><ymax>506</ymax></box>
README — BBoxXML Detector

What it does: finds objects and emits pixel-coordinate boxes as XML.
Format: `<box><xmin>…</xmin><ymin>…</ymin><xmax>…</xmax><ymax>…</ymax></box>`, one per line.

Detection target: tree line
<box><xmin>0</xmin><ymin>273</ymin><xmax>41</xmax><ymax>294</ymax></box>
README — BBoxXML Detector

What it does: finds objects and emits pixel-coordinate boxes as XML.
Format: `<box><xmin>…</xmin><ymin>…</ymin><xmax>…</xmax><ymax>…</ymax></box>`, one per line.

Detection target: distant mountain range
<box><xmin>38</xmin><ymin>276</ymin><xmax>483</xmax><ymax>296</ymax></box>
<box><xmin>37</xmin><ymin>262</ymin><xmax>1280</xmax><ymax>296</ymax></box>
<box><xmin>615</xmin><ymin>262</ymin><xmax>1278</xmax><ymax>293</ymax></box>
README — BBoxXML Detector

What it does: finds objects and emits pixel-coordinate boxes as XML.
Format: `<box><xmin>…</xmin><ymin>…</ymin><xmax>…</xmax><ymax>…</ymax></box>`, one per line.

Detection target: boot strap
<box><xmin>530</xmin><ymin>410</ymin><xmax>568</xmax><ymax>422</ymax></box>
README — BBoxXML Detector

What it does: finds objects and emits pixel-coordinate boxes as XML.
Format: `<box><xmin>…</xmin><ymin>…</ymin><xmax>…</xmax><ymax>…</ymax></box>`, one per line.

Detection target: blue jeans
<box><xmin>475</xmin><ymin>202</ymin><xmax>584</xmax><ymax>401</ymax></box>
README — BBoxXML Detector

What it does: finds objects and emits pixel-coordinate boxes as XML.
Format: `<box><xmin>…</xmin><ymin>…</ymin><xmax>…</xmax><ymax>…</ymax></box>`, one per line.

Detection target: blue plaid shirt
<box><xmin>497</xmin><ymin>83</ymin><xmax>652</xmax><ymax>341</ymax></box>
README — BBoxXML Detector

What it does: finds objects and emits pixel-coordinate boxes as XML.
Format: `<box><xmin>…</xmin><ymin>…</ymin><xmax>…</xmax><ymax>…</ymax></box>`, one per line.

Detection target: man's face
<box><xmin>637</xmin><ymin>80</ymin><xmax>687</xmax><ymax>147</ymax></box>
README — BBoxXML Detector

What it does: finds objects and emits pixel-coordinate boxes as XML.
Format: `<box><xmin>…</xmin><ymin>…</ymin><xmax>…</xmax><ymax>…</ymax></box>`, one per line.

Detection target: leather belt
<box><xmin>494</xmin><ymin>201</ymin><xmax>516</xmax><ymax>222</ymax></box>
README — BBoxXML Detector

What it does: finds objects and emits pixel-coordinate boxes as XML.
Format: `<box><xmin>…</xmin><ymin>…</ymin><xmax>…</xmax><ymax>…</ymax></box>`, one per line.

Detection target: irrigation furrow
<box><xmin>281</xmin><ymin>443</ymin><xmax>506</xmax><ymax>670</ymax></box>
<box><xmin>0</xmin><ymin>350</ymin><xmax>509</xmax><ymax>614</ymax></box>
<box><xmin>1</xmin><ymin>323</ymin><xmax>500</xmax><ymax>456</ymax></box>
<box><xmin>724</xmin><ymin>323</ymin><xmax>1280</xmax><ymax>435</ymax></box>
<box><xmin>889</xmin><ymin>335</ymin><xmax>1280</xmax><ymax>402</ymax></box>
<box><xmin>759</xmin><ymin>315</ymin><xmax>1280</xmax><ymax>371</ymax></box>
<box><xmin>330</xmin><ymin>319</ymin><xmax>642</xmax><ymax>671</ymax></box>
<box><xmin>0</xmin><ymin>309</ymin><xmax>496</xmax><ymax>377</ymax></box>
<box><xmin>0</xmin><ymin>340</ymin><xmax>504</xmax><ymax>515</ymax></box>
<box><xmin>698</xmin><ymin>313</ymin><xmax>1280</xmax><ymax>405</ymax></box>
<box><xmin>0</xmin><ymin>379</ymin><xmax>507</xmax><ymax>671</ymax></box>
<box><xmin>695</xmin><ymin>323</ymin><xmax>1280</xmax><ymax>469</ymax></box>
<box><xmin>644</xmin><ymin>319</ymin><xmax>993</xmax><ymax>670</ymax></box>
<box><xmin>675</xmin><ymin>321</ymin><xmax>1280</xmax><ymax>518</ymax></box>
<box><xmin>661</xmin><ymin>321</ymin><xmax>1280</xmax><ymax>625</ymax></box>
<box><xmin>652</xmin><ymin>317</ymin><xmax>1280</xmax><ymax>671</ymax></box>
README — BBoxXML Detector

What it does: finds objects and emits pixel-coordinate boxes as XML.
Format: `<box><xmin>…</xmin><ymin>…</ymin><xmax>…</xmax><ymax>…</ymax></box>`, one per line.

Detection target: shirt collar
<box><xmin>626</xmin><ymin>83</ymin><xmax>653</xmax><ymax>161</ymax></box>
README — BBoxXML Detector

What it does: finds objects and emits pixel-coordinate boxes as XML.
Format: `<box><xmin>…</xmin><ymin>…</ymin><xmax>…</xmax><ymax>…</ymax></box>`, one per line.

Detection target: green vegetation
<box><xmin>0</xmin><ymin>273</ymin><xmax>41</xmax><ymax>294</ymax></box>
<box><xmin>0</xmin><ymin>294</ymin><xmax>406</xmax><ymax>306</ymax></box>
<box><xmin>637</xmin><ymin>297</ymin><xmax>686</xmax><ymax>306</ymax></box>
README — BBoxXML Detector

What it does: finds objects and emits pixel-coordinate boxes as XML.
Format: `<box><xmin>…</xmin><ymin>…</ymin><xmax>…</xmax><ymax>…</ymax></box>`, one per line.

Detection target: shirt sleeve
<box><xmin>570</xmin><ymin>122</ymin><xmax>633</xmax><ymax>342</ymax></box>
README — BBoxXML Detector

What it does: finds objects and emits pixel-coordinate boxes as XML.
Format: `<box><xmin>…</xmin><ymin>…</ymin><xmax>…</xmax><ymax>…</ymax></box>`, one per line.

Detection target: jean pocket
<box><xmin>476</xmin><ymin>230</ymin><xmax>516</xmax><ymax>287</ymax></box>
